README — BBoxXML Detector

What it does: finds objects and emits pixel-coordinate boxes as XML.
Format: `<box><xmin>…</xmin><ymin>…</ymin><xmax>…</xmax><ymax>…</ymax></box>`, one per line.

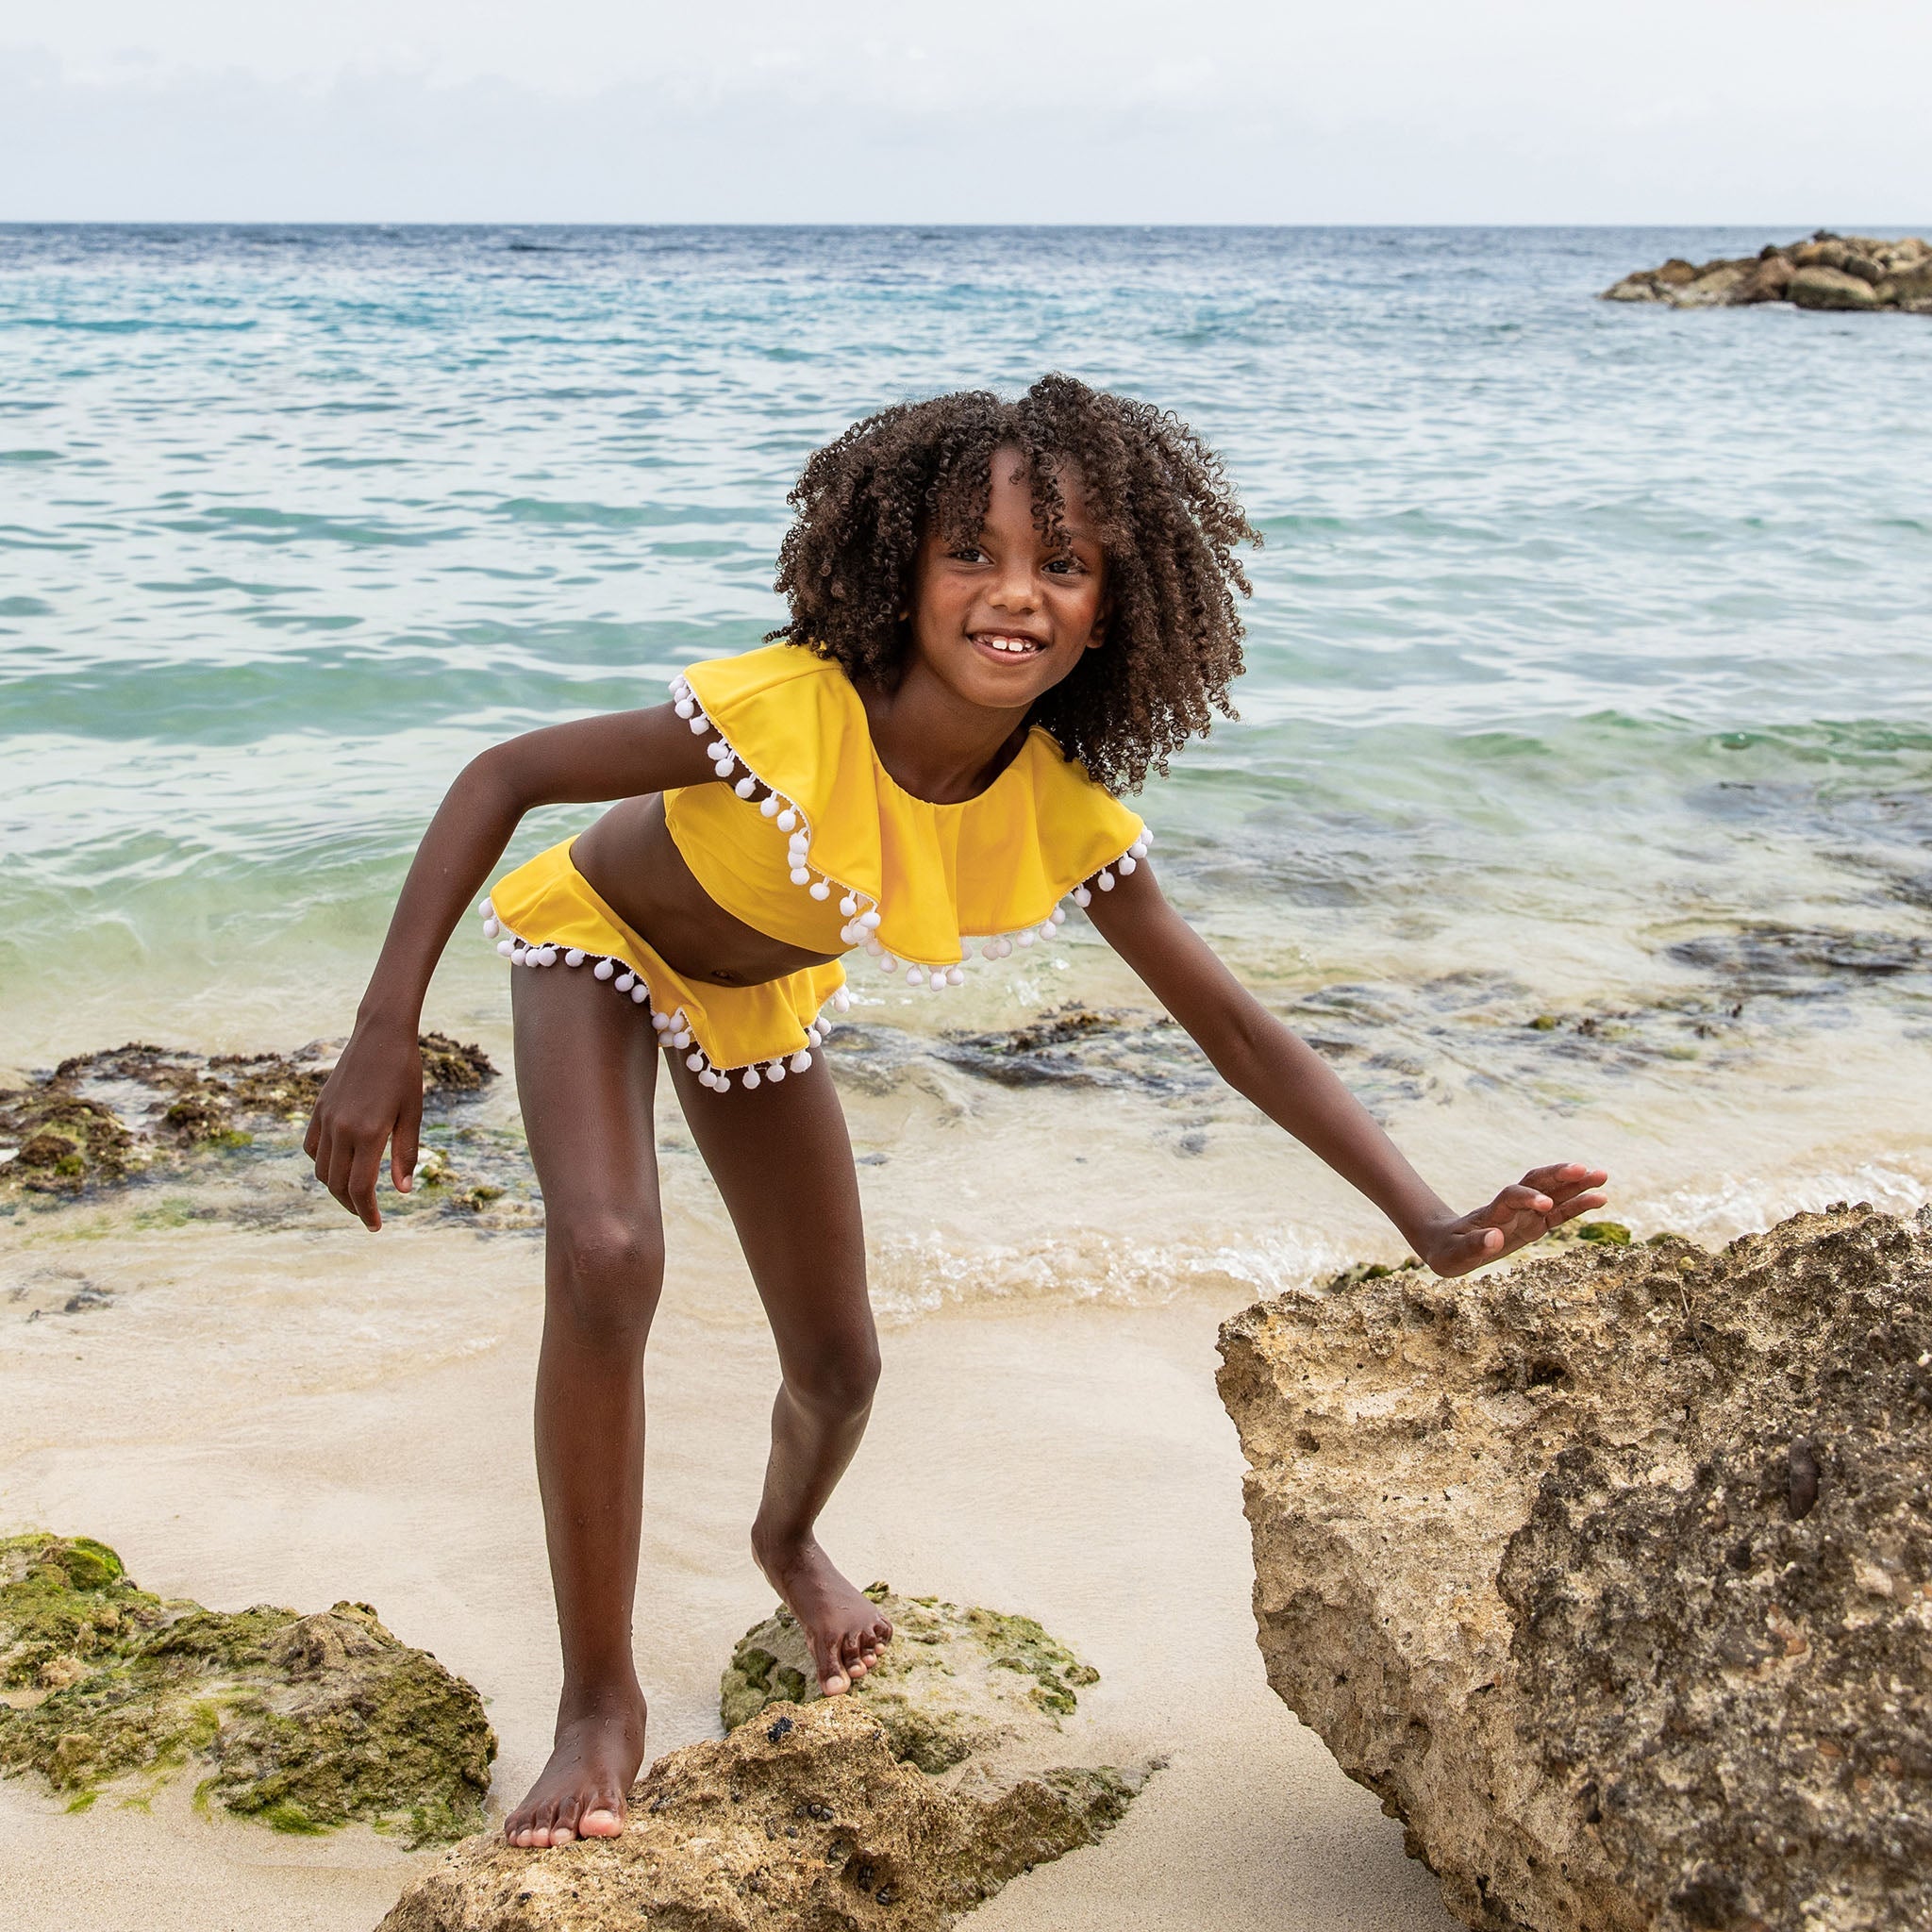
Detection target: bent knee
<box><xmin>546</xmin><ymin>1213</ymin><xmax>664</xmax><ymax>1340</ymax></box>
<box><xmin>783</xmin><ymin>1333</ymin><xmax>881</xmax><ymax>1418</ymax></box>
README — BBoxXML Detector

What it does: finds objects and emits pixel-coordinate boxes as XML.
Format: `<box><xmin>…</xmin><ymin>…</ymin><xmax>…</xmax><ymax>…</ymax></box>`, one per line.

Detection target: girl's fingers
<box><xmin>346</xmin><ymin>1136</ymin><xmax>386</xmax><ymax>1230</ymax></box>
<box><xmin>391</xmin><ymin>1110</ymin><xmax>420</xmax><ymax>1194</ymax></box>
<box><xmin>1543</xmin><ymin>1192</ymin><xmax>1609</xmax><ymax>1229</ymax></box>
<box><xmin>1487</xmin><ymin>1185</ymin><xmax>1555</xmax><ymax>1224</ymax></box>
<box><xmin>1524</xmin><ymin>1163</ymin><xmax>1609</xmax><ymax>1198</ymax></box>
<box><xmin>325</xmin><ymin>1137</ymin><xmax>358</xmax><ymax>1216</ymax></box>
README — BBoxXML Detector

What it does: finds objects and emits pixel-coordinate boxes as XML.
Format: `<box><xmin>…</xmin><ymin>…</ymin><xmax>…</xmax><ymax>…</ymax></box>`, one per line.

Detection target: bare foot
<box><xmin>753</xmin><ymin>1531</ymin><xmax>893</xmax><ymax>1695</ymax></box>
<box><xmin>504</xmin><ymin>1683</ymin><xmax>647</xmax><ymax>1849</ymax></box>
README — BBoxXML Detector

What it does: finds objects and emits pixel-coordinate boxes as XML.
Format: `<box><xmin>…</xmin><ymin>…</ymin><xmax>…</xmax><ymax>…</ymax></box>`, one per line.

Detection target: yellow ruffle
<box><xmin>662</xmin><ymin>644</ymin><xmax>1144</xmax><ymax>970</ymax></box>
<box><xmin>484</xmin><ymin>839</ymin><xmax>846</xmax><ymax>1085</ymax></box>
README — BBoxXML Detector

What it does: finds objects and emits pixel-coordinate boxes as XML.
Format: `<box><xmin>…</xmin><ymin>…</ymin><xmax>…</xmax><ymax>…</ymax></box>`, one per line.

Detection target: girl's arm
<box><xmin>304</xmin><ymin>705</ymin><xmax>719</xmax><ymax>1231</ymax></box>
<box><xmin>1084</xmin><ymin>862</ymin><xmax>1607</xmax><ymax>1278</ymax></box>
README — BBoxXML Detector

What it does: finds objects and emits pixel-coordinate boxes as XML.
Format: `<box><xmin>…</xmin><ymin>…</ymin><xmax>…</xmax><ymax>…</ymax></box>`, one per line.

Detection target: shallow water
<box><xmin>4</xmin><ymin>224</ymin><xmax>1929</xmax><ymax>1292</ymax></box>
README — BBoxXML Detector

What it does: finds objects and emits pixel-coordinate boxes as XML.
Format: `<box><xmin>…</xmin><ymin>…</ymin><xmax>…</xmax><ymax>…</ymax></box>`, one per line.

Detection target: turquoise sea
<box><xmin>3</xmin><ymin>225</ymin><xmax>1930</xmax><ymax>1263</ymax></box>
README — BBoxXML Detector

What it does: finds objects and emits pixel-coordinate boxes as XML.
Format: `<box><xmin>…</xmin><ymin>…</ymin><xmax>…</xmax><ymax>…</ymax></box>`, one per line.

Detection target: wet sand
<box><xmin>0</xmin><ymin>1203</ymin><xmax>1453</xmax><ymax>1932</ymax></box>
<box><xmin>5</xmin><ymin>959</ymin><xmax>1927</xmax><ymax>1929</ymax></box>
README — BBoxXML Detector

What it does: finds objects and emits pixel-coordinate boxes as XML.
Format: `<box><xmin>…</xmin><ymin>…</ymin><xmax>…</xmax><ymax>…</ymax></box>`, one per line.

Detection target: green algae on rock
<box><xmin>385</xmin><ymin>1654</ymin><xmax>1146</xmax><ymax>1931</ymax></box>
<box><xmin>0</xmin><ymin>1035</ymin><xmax>497</xmax><ymax>1207</ymax></box>
<box><xmin>0</xmin><ymin>1533</ymin><xmax>494</xmax><ymax>1844</ymax></box>
<box><xmin>721</xmin><ymin>1586</ymin><xmax>1100</xmax><ymax>1773</ymax></box>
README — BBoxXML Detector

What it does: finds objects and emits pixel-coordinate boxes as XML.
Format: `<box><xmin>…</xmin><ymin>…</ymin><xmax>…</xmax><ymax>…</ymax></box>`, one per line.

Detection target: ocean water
<box><xmin>4</xmin><ymin>224</ymin><xmax>1930</xmax><ymax>1289</ymax></box>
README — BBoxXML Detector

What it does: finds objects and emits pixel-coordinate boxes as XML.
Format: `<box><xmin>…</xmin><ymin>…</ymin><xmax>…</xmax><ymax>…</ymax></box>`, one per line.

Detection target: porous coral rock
<box><xmin>0</xmin><ymin>1533</ymin><xmax>494</xmax><ymax>1843</ymax></box>
<box><xmin>1217</xmin><ymin>1206</ymin><xmax>1932</xmax><ymax>1932</ymax></box>
<box><xmin>379</xmin><ymin>1698</ymin><xmax>1145</xmax><ymax>1932</ymax></box>
<box><xmin>720</xmin><ymin>1586</ymin><xmax>1101</xmax><ymax>1773</ymax></box>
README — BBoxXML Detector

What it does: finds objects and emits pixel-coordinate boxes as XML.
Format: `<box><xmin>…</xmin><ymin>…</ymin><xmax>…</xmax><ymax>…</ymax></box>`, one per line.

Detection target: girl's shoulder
<box><xmin>678</xmin><ymin>640</ymin><xmax>841</xmax><ymax>712</ymax></box>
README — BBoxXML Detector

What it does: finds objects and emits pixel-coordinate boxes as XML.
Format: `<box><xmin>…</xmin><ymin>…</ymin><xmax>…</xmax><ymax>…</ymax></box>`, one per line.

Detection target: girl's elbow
<box><xmin>456</xmin><ymin>742</ymin><xmax>533</xmax><ymax>817</ymax></box>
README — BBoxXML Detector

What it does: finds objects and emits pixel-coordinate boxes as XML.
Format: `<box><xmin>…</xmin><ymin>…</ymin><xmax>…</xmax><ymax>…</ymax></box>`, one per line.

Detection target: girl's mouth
<box><xmin>971</xmin><ymin>631</ymin><xmax>1048</xmax><ymax>658</ymax></box>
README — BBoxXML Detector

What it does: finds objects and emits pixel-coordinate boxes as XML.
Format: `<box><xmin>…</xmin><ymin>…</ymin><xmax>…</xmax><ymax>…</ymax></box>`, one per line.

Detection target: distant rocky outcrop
<box><xmin>0</xmin><ymin>1533</ymin><xmax>494</xmax><ymax>1843</ymax></box>
<box><xmin>1603</xmin><ymin>232</ymin><xmax>1932</xmax><ymax>313</ymax></box>
<box><xmin>382</xmin><ymin>1588</ymin><xmax>1148</xmax><ymax>1932</ymax></box>
<box><xmin>1218</xmin><ymin>1206</ymin><xmax>1932</xmax><ymax>1932</ymax></box>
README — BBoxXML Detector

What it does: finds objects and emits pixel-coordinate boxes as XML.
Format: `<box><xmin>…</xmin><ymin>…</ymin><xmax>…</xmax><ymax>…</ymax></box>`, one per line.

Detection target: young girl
<box><xmin>305</xmin><ymin>375</ymin><xmax>1607</xmax><ymax>1850</ymax></box>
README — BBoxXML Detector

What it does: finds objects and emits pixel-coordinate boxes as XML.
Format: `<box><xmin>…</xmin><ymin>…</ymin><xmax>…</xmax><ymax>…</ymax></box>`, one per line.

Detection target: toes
<box><xmin>580</xmin><ymin>1806</ymin><xmax>624</xmax><ymax>1839</ymax></box>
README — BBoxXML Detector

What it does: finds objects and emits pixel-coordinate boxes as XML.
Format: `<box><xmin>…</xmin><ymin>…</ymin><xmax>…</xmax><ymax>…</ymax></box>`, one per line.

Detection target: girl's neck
<box><xmin>858</xmin><ymin>655</ymin><xmax>1031</xmax><ymax>806</ymax></box>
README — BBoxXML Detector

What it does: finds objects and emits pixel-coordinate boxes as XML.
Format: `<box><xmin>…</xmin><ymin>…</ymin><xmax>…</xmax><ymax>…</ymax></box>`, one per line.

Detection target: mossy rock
<box><xmin>381</xmin><ymin>1697</ymin><xmax>1154</xmax><ymax>1932</ymax></box>
<box><xmin>1321</xmin><ymin>1256</ymin><xmax>1424</xmax><ymax>1293</ymax></box>
<box><xmin>0</xmin><ymin>1036</ymin><xmax>498</xmax><ymax>1202</ymax></box>
<box><xmin>720</xmin><ymin>1586</ymin><xmax>1101</xmax><ymax>1774</ymax></box>
<box><xmin>1574</xmin><ymin>1220</ymin><xmax>1633</xmax><ymax>1246</ymax></box>
<box><xmin>0</xmin><ymin>1533</ymin><xmax>493</xmax><ymax>1844</ymax></box>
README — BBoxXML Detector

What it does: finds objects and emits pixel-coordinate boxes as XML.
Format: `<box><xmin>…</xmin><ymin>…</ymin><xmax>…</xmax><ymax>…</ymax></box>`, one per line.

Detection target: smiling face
<box><xmin>905</xmin><ymin>444</ymin><xmax>1108</xmax><ymax>714</ymax></box>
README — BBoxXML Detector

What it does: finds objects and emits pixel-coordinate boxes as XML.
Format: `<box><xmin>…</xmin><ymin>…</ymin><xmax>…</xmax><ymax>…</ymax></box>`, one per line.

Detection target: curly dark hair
<box><xmin>766</xmin><ymin>374</ymin><xmax>1258</xmax><ymax>794</ymax></box>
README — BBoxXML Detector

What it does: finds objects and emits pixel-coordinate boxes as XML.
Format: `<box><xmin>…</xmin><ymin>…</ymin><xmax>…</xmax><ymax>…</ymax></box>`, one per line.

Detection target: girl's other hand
<box><xmin>1419</xmin><ymin>1163</ymin><xmax>1610</xmax><ymax>1278</ymax></box>
<box><xmin>301</xmin><ymin>1021</ymin><xmax>425</xmax><ymax>1231</ymax></box>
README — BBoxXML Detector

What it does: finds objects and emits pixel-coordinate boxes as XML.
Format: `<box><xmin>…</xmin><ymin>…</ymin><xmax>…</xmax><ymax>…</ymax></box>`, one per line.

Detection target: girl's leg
<box><xmin>669</xmin><ymin>1055</ymin><xmax>894</xmax><ymax>1696</ymax></box>
<box><xmin>504</xmin><ymin>966</ymin><xmax>663</xmax><ymax>1848</ymax></box>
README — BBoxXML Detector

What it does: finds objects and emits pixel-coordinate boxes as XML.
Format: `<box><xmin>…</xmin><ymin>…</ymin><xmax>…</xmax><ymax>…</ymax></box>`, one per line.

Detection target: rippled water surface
<box><xmin>4</xmin><ymin>224</ymin><xmax>1929</xmax><ymax>1257</ymax></box>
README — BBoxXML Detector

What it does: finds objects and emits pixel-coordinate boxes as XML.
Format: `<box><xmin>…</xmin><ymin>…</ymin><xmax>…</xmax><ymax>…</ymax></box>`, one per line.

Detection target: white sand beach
<box><xmin>0</xmin><ymin>1191</ymin><xmax>1454</xmax><ymax>1931</ymax></box>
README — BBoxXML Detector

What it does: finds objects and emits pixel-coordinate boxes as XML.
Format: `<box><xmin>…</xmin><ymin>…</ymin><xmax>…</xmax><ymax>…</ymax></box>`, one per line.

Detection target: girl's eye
<box><xmin>1045</xmin><ymin>555</ymin><xmax>1084</xmax><ymax>575</ymax></box>
<box><xmin>950</xmin><ymin>545</ymin><xmax>989</xmax><ymax>564</ymax></box>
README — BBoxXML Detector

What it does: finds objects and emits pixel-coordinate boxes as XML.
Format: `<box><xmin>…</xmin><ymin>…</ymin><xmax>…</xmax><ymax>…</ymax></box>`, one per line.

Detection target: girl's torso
<box><xmin>572</xmin><ymin>796</ymin><xmax>834</xmax><ymax>989</ymax></box>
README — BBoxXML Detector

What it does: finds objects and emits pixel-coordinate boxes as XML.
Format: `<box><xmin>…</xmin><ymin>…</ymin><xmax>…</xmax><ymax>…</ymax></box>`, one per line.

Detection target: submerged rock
<box><xmin>721</xmin><ymin>1586</ymin><xmax>1102</xmax><ymax>1772</ymax></box>
<box><xmin>1218</xmin><ymin>1206</ymin><xmax>1932</xmax><ymax>1932</ymax></box>
<box><xmin>0</xmin><ymin>1533</ymin><xmax>494</xmax><ymax>1844</ymax></box>
<box><xmin>0</xmin><ymin>1035</ymin><xmax>499</xmax><ymax>1208</ymax></box>
<box><xmin>1603</xmin><ymin>231</ymin><xmax>1932</xmax><ymax>313</ymax></box>
<box><xmin>0</xmin><ymin>1032</ymin><xmax>610</xmax><ymax>1237</ymax></box>
<box><xmin>384</xmin><ymin>1591</ymin><xmax>1146</xmax><ymax>1932</ymax></box>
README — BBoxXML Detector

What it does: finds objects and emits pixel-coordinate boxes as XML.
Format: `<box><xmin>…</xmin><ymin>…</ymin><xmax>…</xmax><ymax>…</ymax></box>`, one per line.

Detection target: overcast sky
<box><xmin>5</xmin><ymin>0</ymin><xmax>1929</xmax><ymax>224</ymax></box>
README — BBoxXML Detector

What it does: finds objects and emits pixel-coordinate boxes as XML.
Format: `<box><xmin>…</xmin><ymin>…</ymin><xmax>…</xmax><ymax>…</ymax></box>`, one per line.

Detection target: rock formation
<box><xmin>1602</xmin><ymin>233</ymin><xmax>1932</xmax><ymax>313</ymax></box>
<box><xmin>0</xmin><ymin>1533</ymin><xmax>495</xmax><ymax>1843</ymax></box>
<box><xmin>0</xmin><ymin>1035</ymin><xmax>493</xmax><ymax>1197</ymax></box>
<box><xmin>1218</xmin><ymin>1206</ymin><xmax>1932</xmax><ymax>1932</ymax></box>
<box><xmin>382</xmin><ymin>1589</ymin><xmax>1148</xmax><ymax>1932</ymax></box>
<box><xmin>721</xmin><ymin>1586</ymin><xmax>1102</xmax><ymax>1772</ymax></box>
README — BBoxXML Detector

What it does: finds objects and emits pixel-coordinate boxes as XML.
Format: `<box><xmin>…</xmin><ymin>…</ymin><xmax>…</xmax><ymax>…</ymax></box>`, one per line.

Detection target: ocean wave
<box><xmin>866</xmin><ymin>1224</ymin><xmax>1357</xmax><ymax>1324</ymax></box>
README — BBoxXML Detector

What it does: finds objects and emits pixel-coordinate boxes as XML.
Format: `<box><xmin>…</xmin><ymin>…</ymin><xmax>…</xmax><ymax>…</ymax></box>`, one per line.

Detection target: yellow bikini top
<box><xmin>661</xmin><ymin>643</ymin><xmax>1149</xmax><ymax>979</ymax></box>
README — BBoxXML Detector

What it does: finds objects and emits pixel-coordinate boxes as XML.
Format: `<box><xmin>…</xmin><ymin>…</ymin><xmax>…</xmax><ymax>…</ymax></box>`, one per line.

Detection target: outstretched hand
<box><xmin>302</xmin><ymin>1021</ymin><xmax>425</xmax><ymax>1232</ymax></box>
<box><xmin>1418</xmin><ymin>1163</ymin><xmax>1610</xmax><ymax>1278</ymax></box>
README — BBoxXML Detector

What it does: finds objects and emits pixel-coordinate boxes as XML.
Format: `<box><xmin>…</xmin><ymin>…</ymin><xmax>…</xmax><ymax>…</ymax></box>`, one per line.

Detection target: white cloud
<box><xmin>2</xmin><ymin>0</ymin><xmax>1928</xmax><ymax>221</ymax></box>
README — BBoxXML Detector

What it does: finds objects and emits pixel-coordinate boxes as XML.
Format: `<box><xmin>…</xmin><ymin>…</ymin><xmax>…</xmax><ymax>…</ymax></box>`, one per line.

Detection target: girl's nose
<box><xmin>988</xmin><ymin>562</ymin><xmax>1040</xmax><ymax>611</ymax></box>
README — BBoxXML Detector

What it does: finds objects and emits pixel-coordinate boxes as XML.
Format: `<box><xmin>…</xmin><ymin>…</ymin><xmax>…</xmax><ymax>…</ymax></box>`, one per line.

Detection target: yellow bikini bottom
<box><xmin>480</xmin><ymin>839</ymin><xmax>849</xmax><ymax>1092</ymax></box>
